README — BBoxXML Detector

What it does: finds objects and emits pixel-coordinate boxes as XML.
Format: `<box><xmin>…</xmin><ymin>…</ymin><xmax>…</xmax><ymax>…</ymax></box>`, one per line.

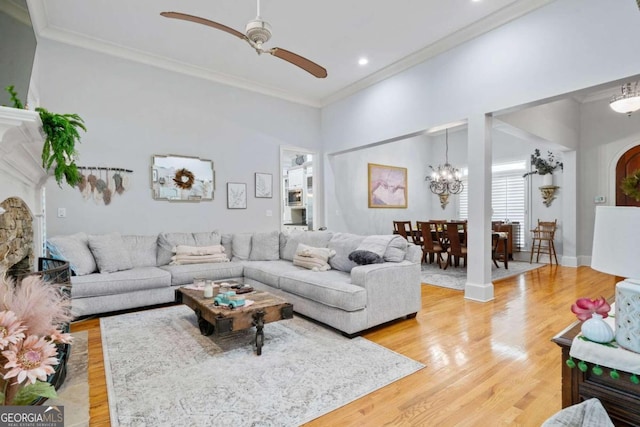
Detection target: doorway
<box><xmin>280</xmin><ymin>146</ymin><xmax>316</xmax><ymax>232</ymax></box>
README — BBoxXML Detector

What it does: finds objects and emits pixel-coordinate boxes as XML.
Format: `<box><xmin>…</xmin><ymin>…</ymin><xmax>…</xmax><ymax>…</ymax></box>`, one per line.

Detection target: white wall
<box><xmin>36</xmin><ymin>40</ymin><xmax>321</xmax><ymax>237</ymax></box>
<box><xmin>0</xmin><ymin>10</ymin><xmax>36</xmax><ymax>107</ymax></box>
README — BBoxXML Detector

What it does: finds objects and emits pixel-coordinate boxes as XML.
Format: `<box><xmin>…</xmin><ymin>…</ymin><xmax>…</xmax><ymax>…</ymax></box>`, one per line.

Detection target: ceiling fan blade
<box><xmin>269</xmin><ymin>48</ymin><xmax>327</xmax><ymax>79</ymax></box>
<box><xmin>160</xmin><ymin>12</ymin><xmax>247</xmax><ymax>41</ymax></box>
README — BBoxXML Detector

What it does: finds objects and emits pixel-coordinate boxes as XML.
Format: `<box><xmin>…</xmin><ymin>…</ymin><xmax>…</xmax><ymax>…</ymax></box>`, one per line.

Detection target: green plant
<box><xmin>36</xmin><ymin>107</ymin><xmax>86</xmax><ymax>187</ymax></box>
<box><xmin>522</xmin><ymin>149</ymin><xmax>564</xmax><ymax>178</ymax></box>
<box><xmin>4</xmin><ymin>85</ymin><xmax>24</xmax><ymax>109</ymax></box>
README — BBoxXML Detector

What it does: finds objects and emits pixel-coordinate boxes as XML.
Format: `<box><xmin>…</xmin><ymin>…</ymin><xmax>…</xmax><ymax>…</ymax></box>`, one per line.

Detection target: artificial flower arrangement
<box><xmin>0</xmin><ymin>274</ymin><xmax>73</xmax><ymax>405</ymax></box>
<box><xmin>571</xmin><ymin>297</ymin><xmax>611</xmax><ymax>321</ymax></box>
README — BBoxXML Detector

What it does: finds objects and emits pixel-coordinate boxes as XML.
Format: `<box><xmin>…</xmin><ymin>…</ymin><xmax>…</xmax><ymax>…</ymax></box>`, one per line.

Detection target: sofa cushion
<box><xmin>232</xmin><ymin>233</ymin><xmax>253</xmax><ymax>261</ymax></box>
<box><xmin>192</xmin><ymin>231</ymin><xmax>221</xmax><ymax>247</ymax></box>
<box><xmin>281</xmin><ymin>231</ymin><xmax>334</xmax><ymax>261</ymax></box>
<box><xmin>249</xmin><ymin>231</ymin><xmax>280</xmax><ymax>261</ymax></box>
<box><xmin>47</xmin><ymin>232</ymin><xmax>96</xmax><ymax>276</ymax></box>
<box><xmin>242</xmin><ymin>260</ymin><xmax>302</xmax><ymax>289</ymax></box>
<box><xmin>384</xmin><ymin>236</ymin><xmax>408</xmax><ymax>262</ymax></box>
<box><xmin>279</xmin><ymin>270</ymin><xmax>366</xmax><ymax>312</ymax></box>
<box><xmin>221</xmin><ymin>234</ymin><xmax>233</xmax><ymax>259</ymax></box>
<box><xmin>160</xmin><ymin>262</ymin><xmax>245</xmax><ymax>286</ymax></box>
<box><xmin>328</xmin><ymin>233</ymin><xmax>366</xmax><ymax>273</ymax></box>
<box><xmin>70</xmin><ymin>266</ymin><xmax>171</xmax><ymax>298</ymax></box>
<box><xmin>88</xmin><ymin>232</ymin><xmax>133</xmax><ymax>273</ymax></box>
<box><xmin>157</xmin><ymin>232</ymin><xmax>196</xmax><ymax>266</ymax></box>
<box><xmin>122</xmin><ymin>235</ymin><xmax>158</xmax><ymax>268</ymax></box>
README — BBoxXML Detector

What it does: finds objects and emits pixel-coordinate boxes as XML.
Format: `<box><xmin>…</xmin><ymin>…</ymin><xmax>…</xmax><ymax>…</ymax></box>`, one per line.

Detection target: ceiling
<box><xmin>15</xmin><ymin>0</ymin><xmax>555</xmax><ymax>107</ymax></box>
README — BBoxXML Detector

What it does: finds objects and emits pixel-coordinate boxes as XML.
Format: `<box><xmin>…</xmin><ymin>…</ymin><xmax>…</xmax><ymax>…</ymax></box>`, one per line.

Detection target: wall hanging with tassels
<box><xmin>76</xmin><ymin>166</ymin><xmax>133</xmax><ymax>205</ymax></box>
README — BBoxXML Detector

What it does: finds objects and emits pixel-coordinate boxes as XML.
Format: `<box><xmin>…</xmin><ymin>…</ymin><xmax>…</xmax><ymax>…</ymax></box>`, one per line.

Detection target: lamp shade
<box><xmin>591</xmin><ymin>206</ymin><xmax>640</xmax><ymax>279</ymax></box>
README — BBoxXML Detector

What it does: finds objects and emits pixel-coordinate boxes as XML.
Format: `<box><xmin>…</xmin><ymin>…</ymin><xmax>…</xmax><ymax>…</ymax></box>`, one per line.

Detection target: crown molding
<box><xmin>320</xmin><ymin>0</ymin><xmax>553</xmax><ymax>107</ymax></box>
<box><xmin>0</xmin><ymin>0</ymin><xmax>31</xmax><ymax>26</ymax></box>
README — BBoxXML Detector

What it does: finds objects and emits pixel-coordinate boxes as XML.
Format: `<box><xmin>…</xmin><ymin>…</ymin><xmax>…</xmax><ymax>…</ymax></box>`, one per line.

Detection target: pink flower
<box><xmin>571</xmin><ymin>297</ymin><xmax>611</xmax><ymax>321</ymax></box>
<box><xmin>47</xmin><ymin>329</ymin><xmax>73</xmax><ymax>345</ymax></box>
<box><xmin>2</xmin><ymin>335</ymin><xmax>59</xmax><ymax>385</ymax></box>
<box><xmin>0</xmin><ymin>311</ymin><xmax>27</xmax><ymax>350</ymax></box>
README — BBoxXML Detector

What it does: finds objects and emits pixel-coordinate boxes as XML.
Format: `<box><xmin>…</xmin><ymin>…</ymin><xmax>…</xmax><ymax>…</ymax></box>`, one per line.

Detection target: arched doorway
<box><xmin>616</xmin><ymin>144</ymin><xmax>640</xmax><ymax>206</ymax></box>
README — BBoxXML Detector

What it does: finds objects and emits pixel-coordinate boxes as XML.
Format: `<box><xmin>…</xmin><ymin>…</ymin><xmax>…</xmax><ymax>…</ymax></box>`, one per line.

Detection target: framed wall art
<box><xmin>227</xmin><ymin>182</ymin><xmax>247</xmax><ymax>209</ymax></box>
<box><xmin>368</xmin><ymin>163</ymin><xmax>407</xmax><ymax>208</ymax></box>
<box><xmin>255</xmin><ymin>172</ymin><xmax>273</xmax><ymax>198</ymax></box>
<box><xmin>151</xmin><ymin>154</ymin><xmax>214</xmax><ymax>202</ymax></box>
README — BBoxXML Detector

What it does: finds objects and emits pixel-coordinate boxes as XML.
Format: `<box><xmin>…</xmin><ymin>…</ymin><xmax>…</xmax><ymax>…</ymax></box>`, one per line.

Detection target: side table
<box><xmin>552</xmin><ymin>321</ymin><xmax>640</xmax><ymax>426</ymax></box>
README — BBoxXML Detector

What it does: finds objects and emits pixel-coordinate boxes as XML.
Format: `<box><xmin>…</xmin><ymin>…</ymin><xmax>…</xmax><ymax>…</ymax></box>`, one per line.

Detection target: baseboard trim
<box><xmin>464</xmin><ymin>281</ymin><xmax>495</xmax><ymax>302</ymax></box>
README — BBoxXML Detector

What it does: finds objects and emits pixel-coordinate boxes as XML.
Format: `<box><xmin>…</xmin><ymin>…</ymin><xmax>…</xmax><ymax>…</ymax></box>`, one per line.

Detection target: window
<box><xmin>458</xmin><ymin>161</ymin><xmax>526</xmax><ymax>249</ymax></box>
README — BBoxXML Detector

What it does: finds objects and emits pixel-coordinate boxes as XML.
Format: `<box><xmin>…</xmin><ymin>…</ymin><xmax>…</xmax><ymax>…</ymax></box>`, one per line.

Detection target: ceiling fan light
<box><xmin>245</xmin><ymin>19</ymin><xmax>272</xmax><ymax>45</ymax></box>
<box><xmin>610</xmin><ymin>82</ymin><xmax>640</xmax><ymax>115</ymax></box>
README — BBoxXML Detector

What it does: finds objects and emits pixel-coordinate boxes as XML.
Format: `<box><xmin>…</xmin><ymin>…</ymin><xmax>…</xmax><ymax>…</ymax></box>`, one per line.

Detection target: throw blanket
<box><xmin>356</xmin><ymin>235</ymin><xmax>407</xmax><ymax>262</ymax></box>
<box><xmin>170</xmin><ymin>253</ymin><xmax>229</xmax><ymax>265</ymax></box>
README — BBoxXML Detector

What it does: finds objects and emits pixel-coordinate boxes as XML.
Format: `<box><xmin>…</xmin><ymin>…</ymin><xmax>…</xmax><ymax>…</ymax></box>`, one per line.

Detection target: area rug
<box><xmin>101</xmin><ymin>305</ymin><xmax>425</xmax><ymax>427</ymax></box>
<box><xmin>421</xmin><ymin>260</ymin><xmax>545</xmax><ymax>290</ymax></box>
<box><xmin>46</xmin><ymin>331</ymin><xmax>89</xmax><ymax>427</ymax></box>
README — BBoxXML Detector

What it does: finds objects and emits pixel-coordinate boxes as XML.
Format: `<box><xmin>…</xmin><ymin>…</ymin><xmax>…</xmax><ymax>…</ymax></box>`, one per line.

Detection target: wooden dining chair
<box><xmin>393</xmin><ymin>221</ymin><xmax>415</xmax><ymax>244</ymax></box>
<box><xmin>530</xmin><ymin>219</ymin><xmax>558</xmax><ymax>265</ymax></box>
<box><xmin>416</xmin><ymin>221</ymin><xmax>444</xmax><ymax>267</ymax></box>
<box><xmin>444</xmin><ymin>222</ymin><xmax>467</xmax><ymax>269</ymax></box>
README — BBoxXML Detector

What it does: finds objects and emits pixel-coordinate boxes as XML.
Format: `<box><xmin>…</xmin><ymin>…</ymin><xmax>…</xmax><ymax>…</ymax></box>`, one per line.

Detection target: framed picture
<box><xmin>255</xmin><ymin>172</ymin><xmax>273</xmax><ymax>198</ymax></box>
<box><xmin>368</xmin><ymin>163</ymin><xmax>407</xmax><ymax>208</ymax></box>
<box><xmin>152</xmin><ymin>168</ymin><xmax>158</xmax><ymax>182</ymax></box>
<box><xmin>227</xmin><ymin>182</ymin><xmax>247</xmax><ymax>209</ymax></box>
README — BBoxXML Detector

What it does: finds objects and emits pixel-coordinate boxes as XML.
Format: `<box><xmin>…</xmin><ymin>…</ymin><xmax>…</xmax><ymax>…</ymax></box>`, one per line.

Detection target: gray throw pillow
<box><xmin>122</xmin><ymin>235</ymin><xmax>158</xmax><ymax>268</ymax></box>
<box><xmin>281</xmin><ymin>231</ymin><xmax>334</xmax><ymax>261</ymax></box>
<box><xmin>47</xmin><ymin>232</ymin><xmax>96</xmax><ymax>276</ymax></box>
<box><xmin>157</xmin><ymin>232</ymin><xmax>196</xmax><ymax>266</ymax></box>
<box><xmin>384</xmin><ymin>235</ymin><xmax>408</xmax><ymax>262</ymax></box>
<box><xmin>328</xmin><ymin>233</ymin><xmax>366</xmax><ymax>272</ymax></box>
<box><xmin>232</xmin><ymin>233</ymin><xmax>253</xmax><ymax>260</ymax></box>
<box><xmin>192</xmin><ymin>231</ymin><xmax>221</xmax><ymax>247</ymax></box>
<box><xmin>349</xmin><ymin>250</ymin><xmax>384</xmax><ymax>265</ymax></box>
<box><xmin>88</xmin><ymin>232</ymin><xmax>133</xmax><ymax>273</ymax></box>
<box><xmin>221</xmin><ymin>234</ymin><xmax>233</xmax><ymax>259</ymax></box>
<box><xmin>249</xmin><ymin>231</ymin><xmax>280</xmax><ymax>261</ymax></box>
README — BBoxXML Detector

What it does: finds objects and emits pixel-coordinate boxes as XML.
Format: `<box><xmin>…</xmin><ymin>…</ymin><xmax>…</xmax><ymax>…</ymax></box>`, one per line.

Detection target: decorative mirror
<box><xmin>151</xmin><ymin>154</ymin><xmax>214</xmax><ymax>201</ymax></box>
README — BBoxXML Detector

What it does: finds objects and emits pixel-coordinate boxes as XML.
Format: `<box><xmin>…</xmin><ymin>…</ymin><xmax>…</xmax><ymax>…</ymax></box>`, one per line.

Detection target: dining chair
<box><xmin>529</xmin><ymin>219</ymin><xmax>558</xmax><ymax>264</ymax></box>
<box><xmin>416</xmin><ymin>221</ymin><xmax>444</xmax><ymax>267</ymax></box>
<box><xmin>444</xmin><ymin>222</ymin><xmax>467</xmax><ymax>269</ymax></box>
<box><xmin>393</xmin><ymin>221</ymin><xmax>415</xmax><ymax>244</ymax></box>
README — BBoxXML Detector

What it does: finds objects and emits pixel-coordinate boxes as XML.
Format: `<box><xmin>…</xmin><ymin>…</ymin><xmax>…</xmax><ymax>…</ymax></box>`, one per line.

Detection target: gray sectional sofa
<box><xmin>46</xmin><ymin>229</ymin><xmax>421</xmax><ymax>336</ymax></box>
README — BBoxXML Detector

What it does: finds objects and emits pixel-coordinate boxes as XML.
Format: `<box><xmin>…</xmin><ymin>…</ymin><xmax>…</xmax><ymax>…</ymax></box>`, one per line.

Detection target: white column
<box><xmin>561</xmin><ymin>150</ymin><xmax>577</xmax><ymax>266</ymax></box>
<box><xmin>465</xmin><ymin>113</ymin><xmax>494</xmax><ymax>302</ymax></box>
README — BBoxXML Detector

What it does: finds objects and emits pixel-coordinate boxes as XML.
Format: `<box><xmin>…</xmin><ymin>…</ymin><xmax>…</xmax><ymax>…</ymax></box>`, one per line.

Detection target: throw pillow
<box><xmin>122</xmin><ymin>235</ymin><xmax>158</xmax><ymax>268</ymax></box>
<box><xmin>293</xmin><ymin>254</ymin><xmax>331</xmax><ymax>272</ymax></box>
<box><xmin>281</xmin><ymin>230</ymin><xmax>333</xmax><ymax>261</ymax></box>
<box><xmin>348</xmin><ymin>250</ymin><xmax>384</xmax><ymax>265</ymax></box>
<box><xmin>88</xmin><ymin>232</ymin><xmax>134</xmax><ymax>273</ymax></box>
<box><xmin>192</xmin><ymin>231</ymin><xmax>222</xmax><ymax>247</ymax></box>
<box><xmin>47</xmin><ymin>232</ymin><xmax>96</xmax><ymax>276</ymax></box>
<box><xmin>249</xmin><ymin>231</ymin><xmax>280</xmax><ymax>261</ymax></box>
<box><xmin>157</xmin><ymin>232</ymin><xmax>196</xmax><ymax>266</ymax></box>
<box><xmin>174</xmin><ymin>245</ymin><xmax>225</xmax><ymax>256</ymax></box>
<box><xmin>384</xmin><ymin>235</ymin><xmax>408</xmax><ymax>262</ymax></box>
<box><xmin>328</xmin><ymin>233</ymin><xmax>366</xmax><ymax>272</ymax></box>
<box><xmin>232</xmin><ymin>233</ymin><xmax>252</xmax><ymax>260</ymax></box>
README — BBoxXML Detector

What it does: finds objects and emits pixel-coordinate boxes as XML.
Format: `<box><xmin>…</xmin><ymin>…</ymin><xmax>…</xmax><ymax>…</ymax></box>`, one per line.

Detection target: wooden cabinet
<box><xmin>553</xmin><ymin>321</ymin><xmax>640</xmax><ymax>426</ymax></box>
<box><xmin>492</xmin><ymin>222</ymin><xmax>519</xmax><ymax>259</ymax></box>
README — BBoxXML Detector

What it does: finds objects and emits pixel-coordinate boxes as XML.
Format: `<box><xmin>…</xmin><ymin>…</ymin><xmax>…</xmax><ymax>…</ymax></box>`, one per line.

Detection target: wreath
<box><xmin>621</xmin><ymin>168</ymin><xmax>640</xmax><ymax>201</ymax></box>
<box><xmin>173</xmin><ymin>168</ymin><xmax>195</xmax><ymax>190</ymax></box>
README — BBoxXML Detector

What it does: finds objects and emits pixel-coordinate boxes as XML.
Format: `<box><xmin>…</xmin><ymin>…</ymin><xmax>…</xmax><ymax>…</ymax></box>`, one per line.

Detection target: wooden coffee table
<box><xmin>176</xmin><ymin>284</ymin><xmax>293</xmax><ymax>355</ymax></box>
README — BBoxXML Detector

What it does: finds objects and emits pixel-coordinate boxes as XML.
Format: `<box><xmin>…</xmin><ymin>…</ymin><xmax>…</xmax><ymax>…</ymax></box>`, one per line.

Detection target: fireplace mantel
<box><xmin>0</xmin><ymin>106</ymin><xmax>48</xmax><ymax>263</ymax></box>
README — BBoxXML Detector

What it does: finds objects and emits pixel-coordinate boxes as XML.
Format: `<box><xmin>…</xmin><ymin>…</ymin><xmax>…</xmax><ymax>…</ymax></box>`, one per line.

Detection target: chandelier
<box><xmin>426</xmin><ymin>129</ymin><xmax>463</xmax><ymax>209</ymax></box>
<box><xmin>610</xmin><ymin>82</ymin><xmax>640</xmax><ymax>116</ymax></box>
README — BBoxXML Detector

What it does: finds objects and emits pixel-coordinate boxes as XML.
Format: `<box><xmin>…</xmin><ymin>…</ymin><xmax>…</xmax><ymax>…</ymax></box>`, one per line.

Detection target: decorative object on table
<box><xmin>425</xmin><ymin>129</ymin><xmax>463</xmax><ymax>209</ymax></box>
<box><xmin>571</xmin><ymin>297</ymin><xmax>614</xmax><ymax>343</ymax></box>
<box><xmin>621</xmin><ymin>168</ymin><xmax>640</xmax><ymax>201</ymax></box>
<box><xmin>522</xmin><ymin>149</ymin><xmax>563</xmax><ymax>206</ymax></box>
<box><xmin>151</xmin><ymin>154</ymin><xmax>214</xmax><ymax>202</ymax></box>
<box><xmin>591</xmin><ymin>206</ymin><xmax>640</xmax><ymax>353</ymax></box>
<box><xmin>0</xmin><ymin>274</ymin><xmax>73</xmax><ymax>405</ymax></box>
<box><xmin>227</xmin><ymin>182</ymin><xmax>247</xmax><ymax>209</ymax></box>
<box><xmin>75</xmin><ymin>166</ymin><xmax>132</xmax><ymax>205</ymax></box>
<box><xmin>203</xmin><ymin>281</ymin><xmax>214</xmax><ymax>298</ymax></box>
<box><xmin>368</xmin><ymin>163</ymin><xmax>407</xmax><ymax>208</ymax></box>
<box><xmin>255</xmin><ymin>172</ymin><xmax>273</xmax><ymax>198</ymax></box>
<box><xmin>173</xmin><ymin>168</ymin><xmax>195</xmax><ymax>190</ymax></box>
<box><xmin>609</xmin><ymin>81</ymin><xmax>640</xmax><ymax>116</ymax></box>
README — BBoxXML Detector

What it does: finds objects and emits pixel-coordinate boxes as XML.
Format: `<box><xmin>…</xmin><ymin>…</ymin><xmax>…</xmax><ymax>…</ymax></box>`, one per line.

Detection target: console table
<box><xmin>552</xmin><ymin>321</ymin><xmax>640</xmax><ymax>426</ymax></box>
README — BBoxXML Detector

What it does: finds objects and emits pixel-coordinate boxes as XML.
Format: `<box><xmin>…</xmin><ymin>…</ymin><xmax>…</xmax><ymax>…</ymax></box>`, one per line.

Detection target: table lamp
<box><xmin>591</xmin><ymin>206</ymin><xmax>640</xmax><ymax>353</ymax></box>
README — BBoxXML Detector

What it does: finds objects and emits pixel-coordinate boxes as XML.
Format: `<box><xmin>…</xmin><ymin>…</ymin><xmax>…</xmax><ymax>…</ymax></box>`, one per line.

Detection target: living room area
<box><xmin>2</xmin><ymin>0</ymin><xmax>640</xmax><ymax>425</ymax></box>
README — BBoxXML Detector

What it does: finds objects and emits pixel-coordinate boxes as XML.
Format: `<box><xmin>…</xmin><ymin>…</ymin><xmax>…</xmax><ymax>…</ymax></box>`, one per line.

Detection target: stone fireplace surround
<box><xmin>0</xmin><ymin>106</ymin><xmax>47</xmax><ymax>274</ymax></box>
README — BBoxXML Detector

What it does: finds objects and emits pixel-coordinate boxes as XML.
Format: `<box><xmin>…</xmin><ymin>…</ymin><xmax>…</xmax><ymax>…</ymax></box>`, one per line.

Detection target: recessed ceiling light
<box><xmin>358</xmin><ymin>57</ymin><xmax>369</xmax><ymax>66</ymax></box>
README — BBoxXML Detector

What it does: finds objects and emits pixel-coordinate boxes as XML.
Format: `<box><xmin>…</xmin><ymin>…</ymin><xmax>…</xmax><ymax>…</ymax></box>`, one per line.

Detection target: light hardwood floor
<box><xmin>71</xmin><ymin>265</ymin><xmax>616</xmax><ymax>426</ymax></box>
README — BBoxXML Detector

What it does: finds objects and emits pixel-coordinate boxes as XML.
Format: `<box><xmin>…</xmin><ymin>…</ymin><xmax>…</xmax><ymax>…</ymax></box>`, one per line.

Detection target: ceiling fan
<box><xmin>160</xmin><ymin>0</ymin><xmax>327</xmax><ymax>78</ymax></box>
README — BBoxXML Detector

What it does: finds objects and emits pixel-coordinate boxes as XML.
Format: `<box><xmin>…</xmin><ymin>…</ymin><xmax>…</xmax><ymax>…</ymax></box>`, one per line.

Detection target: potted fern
<box><xmin>4</xmin><ymin>86</ymin><xmax>86</xmax><ymax>187</ymax></box>
<box><xmin>522</xmin><ymin>149</ymin><xmax>563</xmax><ymax>186</ymax></box>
